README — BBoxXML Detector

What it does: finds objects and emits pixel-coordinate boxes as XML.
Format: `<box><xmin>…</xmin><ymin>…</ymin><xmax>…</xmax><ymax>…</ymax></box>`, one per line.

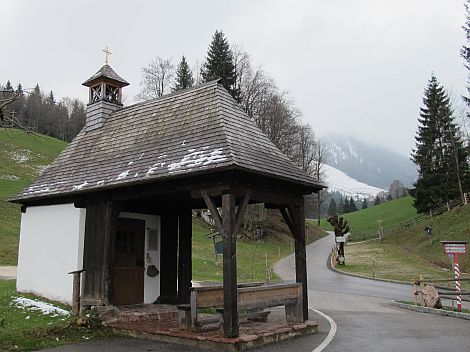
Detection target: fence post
<box><xmin>429</xmin><ymin>210</ymin><xmax>433</xmax><ymax>218</ymax></box>
<box><xmin>447</xmin><ymin>202</ymin><xmax>450</xmax><ymax>211</ymax></box>
<box><xmin>413</xmin><ymin>276</ymin><xmax>417</xmax><ymax>305</ymax></box>
<box><xmin>68</xmin><ymin>269</ymin><xmax>84</xmax><ymax>316</ymax></box>
<box><xmin>465</xmin><ymin>193</ymin><xmax>468</xmax><ymax>205</ymax></box>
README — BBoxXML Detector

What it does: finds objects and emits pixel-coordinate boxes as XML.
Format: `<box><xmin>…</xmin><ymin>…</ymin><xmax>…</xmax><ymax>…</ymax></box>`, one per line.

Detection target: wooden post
<box><xmin>178</xmin><ymin>209</ymin><xmax>192</xmax><ymax>304</ymax></box>
<box><xmin>68</xmin><ymin>269</ymin><xmax>84</xmax><ymax>316</ymax></box>
<box><xmin>222</xmin><ymin>193</ymin><xmax>238</xmax><ymax>338</ymax></box>
<box><xmin>280</xmin><ymin>203</ymin><xmax>308</xmax><ymax>321</ymax></box>
<box><xmin>291</xmin><ymin>203</ymin><xmax>308</xmax><ymax>321</ymax></box>
<box><xmin>82</xmin><ymin>201</ymin><xmax>120</xmax><ymax>307</ymax></box>
<box><xmin>103</xmin><ymin>201</ymin><xmax>120</xmax><ymax>305</ymax></box>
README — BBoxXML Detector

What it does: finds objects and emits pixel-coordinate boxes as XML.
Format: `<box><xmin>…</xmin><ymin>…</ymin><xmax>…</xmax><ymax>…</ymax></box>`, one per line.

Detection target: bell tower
<box><xmin>82</xmin><ymin>48</ymin><xmax>129</xmax><ymax>132</ymax></box>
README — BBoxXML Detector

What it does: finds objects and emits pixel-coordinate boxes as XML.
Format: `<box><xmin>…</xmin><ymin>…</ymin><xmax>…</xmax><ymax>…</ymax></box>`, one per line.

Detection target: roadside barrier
<box><xmin>413</xmin><ymin>275</ymin><xmax>470</xmax><ymax>311</ymax></box>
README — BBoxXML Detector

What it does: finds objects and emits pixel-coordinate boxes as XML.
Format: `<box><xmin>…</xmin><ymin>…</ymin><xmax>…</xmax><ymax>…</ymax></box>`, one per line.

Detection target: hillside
<box><xmin>321</xmin><ymin>196</ymin><xmax>417</xmax><ymax>241</ymax></box>
<box><xmin>0</xmin><ymin>129</ymin><xmax>67</xmax><ymax>264</ymax></box>
<box><xmin>383</xmin><ymin>205</ymin><xmax>470</xmax><ymax>273</ymax></box>
<box><xmin>323</xmin><ymin>164</ymin><xmax>385</xmax><ymax>198</ymax></box>
<box><xmin>322</xmin><ymin>134</ymin><xmax>417</xmax><ymax>188</ymax></box>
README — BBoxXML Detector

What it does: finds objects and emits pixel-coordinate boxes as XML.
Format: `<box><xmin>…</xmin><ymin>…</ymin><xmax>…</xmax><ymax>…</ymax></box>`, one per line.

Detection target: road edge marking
<box><xmin>310</xmin><ymin>309</ymin><xmax>337</xmax><ymax>352</ymax></box>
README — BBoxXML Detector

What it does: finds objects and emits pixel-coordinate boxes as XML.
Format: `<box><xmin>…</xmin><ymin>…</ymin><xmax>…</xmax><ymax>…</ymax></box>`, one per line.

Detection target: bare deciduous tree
<box><xmin>136</xmin><ymin>57</ymin><xmax>175</xmax><ymax>101</ymax></box>
<box><xmin>312</xmin><ymin>139</ymin><xmax>329</xmax><ymax>225</ymax></box>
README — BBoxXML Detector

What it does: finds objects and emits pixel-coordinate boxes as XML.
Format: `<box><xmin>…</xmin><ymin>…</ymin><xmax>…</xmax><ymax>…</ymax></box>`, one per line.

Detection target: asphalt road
<box><xmin>41</xmin><ymin>233</ymin><xmax>470</xmax><ymax>352</ymax></box>
<box><xmin>275</xmin><ymin>232</ymin><xmax>470</xmax><ymax>352</ymax></box>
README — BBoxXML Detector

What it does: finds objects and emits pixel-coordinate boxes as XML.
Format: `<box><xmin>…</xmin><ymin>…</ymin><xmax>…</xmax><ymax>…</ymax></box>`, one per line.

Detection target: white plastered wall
<box><xmin>16</xmin><ymin>203</ymin><xmax>86</xmax><ymax>304</ymax></box>
<box><xmin>119</xmin><ymin>212</ymin><xmax>161</xmax><ymax>304</ymax></box>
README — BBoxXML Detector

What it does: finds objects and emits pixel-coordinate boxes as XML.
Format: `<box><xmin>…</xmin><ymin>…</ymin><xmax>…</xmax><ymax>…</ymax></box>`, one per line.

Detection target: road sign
<box><xmin>442</xmin><ymin>242</ymin><xmax>467</xmax><ymax>254</ymax></box>
<box><xmin>440</xmin><ymin>240</ymin><xmax>468</xmax><ymax>312</ymax></box>
<box><xmin>336</xmin><ymin>236</ymin><xmax>345</xmax><ymax>243</ymax></box>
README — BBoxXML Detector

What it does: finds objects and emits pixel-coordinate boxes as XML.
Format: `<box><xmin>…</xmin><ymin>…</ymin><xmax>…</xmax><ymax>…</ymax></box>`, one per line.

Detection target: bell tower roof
<box><xmin>82</xmin><ymin>64</ymin><xmax>129</xmax><ymax>88</ymax></box>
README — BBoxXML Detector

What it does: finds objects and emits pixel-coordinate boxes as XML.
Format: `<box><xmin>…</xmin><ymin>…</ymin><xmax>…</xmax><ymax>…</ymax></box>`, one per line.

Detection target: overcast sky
<box><xmin>2</xmin><ymin>0</ymin><xmax>467</xmax><ymax>156</ymax></box>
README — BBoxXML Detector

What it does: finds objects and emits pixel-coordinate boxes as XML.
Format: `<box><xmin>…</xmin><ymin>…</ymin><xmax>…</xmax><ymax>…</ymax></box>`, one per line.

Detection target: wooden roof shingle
<box><xmin>11</xmin><ymin>81</ymin><xmax>323</xmax><ymax>203</ymax></box>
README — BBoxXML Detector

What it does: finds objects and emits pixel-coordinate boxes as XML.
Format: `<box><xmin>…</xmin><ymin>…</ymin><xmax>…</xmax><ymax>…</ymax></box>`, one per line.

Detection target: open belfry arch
<box><xmin>11</xmin><ymin>56</ymin><xmax>324</xmax><ymax>338</ymax></box>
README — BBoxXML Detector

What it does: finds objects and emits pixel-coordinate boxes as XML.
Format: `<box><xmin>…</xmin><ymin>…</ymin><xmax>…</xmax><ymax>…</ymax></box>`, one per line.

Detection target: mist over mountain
<box><xmin>321</xmin><ymin>134</ymin><xmax>417</xmax><ymax>189</ymax></box>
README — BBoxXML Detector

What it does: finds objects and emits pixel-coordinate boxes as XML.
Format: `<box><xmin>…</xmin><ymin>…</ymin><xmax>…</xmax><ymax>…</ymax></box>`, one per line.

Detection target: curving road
<box><xmin>41</xmin><ymin>233</ymin><xmax>470</xmax><ymax>352</ymax></box>
<box><xmin>274</xmin><ymin>232</ymin><xmax>470</xmax><ymax>352</ymax></box>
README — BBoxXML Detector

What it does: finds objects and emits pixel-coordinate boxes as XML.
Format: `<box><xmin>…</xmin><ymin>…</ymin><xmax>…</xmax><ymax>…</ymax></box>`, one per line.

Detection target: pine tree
<box><xmin>349</xmin><ymin>197</ymin><xmax>357</xmax><ymax>212</ymax></box>
<box><xmin>327</xmin><ymin>198</ymin><xmax>337</xmax><ymax>216</ymax></box>
<box><xmin>173</xmin><ymin>56</ymin><xmax>194</xmax><ymax>91</ymax></box>
<box><xmin>374</xmin><ymin>196</ymin><xmax>381</xmax><ymax>206</ymax></box>
<box><xmin>361</xmin><ymin>198</ymin><xmax>368</xmax><ymax>209</ymax></box>
<box><xmin>462</xmin><ymin>1</ymin><xmax>470</xmax><ymax>114</ymax></box>
<box><xmin>201</xmin><ymin>30</ymin><xmax>240</xmax><ymax>101</ymax></box>
<box><xmin>4</xmin><ymin>80</ymin><xmax>13</xmax><ymax>91</ymax></box>
<box><xmin>411</xmin><ymin>75</ymin><xmax>470</xmax><ymax>212</ymax></box>
<box><xmin>337</xmin><ymin>197</ymin><xmax>344</xmax><ymax>214</ymax></box>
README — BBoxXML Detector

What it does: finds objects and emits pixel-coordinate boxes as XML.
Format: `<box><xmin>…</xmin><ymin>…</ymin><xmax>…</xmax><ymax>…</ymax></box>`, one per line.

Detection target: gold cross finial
<box><xmin>103</xmin><ymin>46</ymin><xmax>112</xmax><ymax>65</ymax></box>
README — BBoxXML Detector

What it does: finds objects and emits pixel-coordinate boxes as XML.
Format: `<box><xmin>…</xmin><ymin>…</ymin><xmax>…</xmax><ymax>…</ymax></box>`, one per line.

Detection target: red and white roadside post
<box><xmin>441</xmin><ymin>240</ymin><xmax>468</xmax><ymax>312</ymax></box>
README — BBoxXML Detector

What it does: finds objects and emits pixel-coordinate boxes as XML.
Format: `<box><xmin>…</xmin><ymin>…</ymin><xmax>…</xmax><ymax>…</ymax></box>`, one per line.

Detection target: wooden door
<box><xmin>112</xmin><ymin>218</ymin><xmax>145</xmax><ymax>305</ymax></box>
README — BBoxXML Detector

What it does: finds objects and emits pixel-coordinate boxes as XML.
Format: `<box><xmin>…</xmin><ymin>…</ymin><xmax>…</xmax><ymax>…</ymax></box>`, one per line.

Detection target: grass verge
<box><xmin>336</xmin><ymin>240</ymin><xmax>470</xmax><ymax>290</ymax></box>
<box><xmin>0</xmin><ymin>280</ymin><xmax>116</xmax><ymax>352</ymax></box>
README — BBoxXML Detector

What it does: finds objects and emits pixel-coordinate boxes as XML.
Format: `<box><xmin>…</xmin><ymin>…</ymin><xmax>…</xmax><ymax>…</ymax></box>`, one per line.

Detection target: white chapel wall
<box><xmin>16</xmin><ymin>203</ymin><xmax>86</xmax><ymax>304</ymax></box>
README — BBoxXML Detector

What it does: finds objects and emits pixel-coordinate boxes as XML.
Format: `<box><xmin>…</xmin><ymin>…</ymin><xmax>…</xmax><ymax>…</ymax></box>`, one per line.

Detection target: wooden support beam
<box><xmin>82</xmin><ymin>201</ymin><xmax>120</xmax><ymax>307</ymax></box>
<box><xmin>178</xmin><ymin>209</ymin><xmax>193</xmax><ymax>304</ymax></box>
<box><xmin>103</xmin><ymin>201</ymin><xmax>121</xmax><ymax>305</ymax></box>
<box><xmin>280</xmin><ymin>203</ymin><xmax>308</xmax><ymax>321</ymax></box>
<box><xmin>290</xmin><ymin>203</ymin><xmax>308</xmax><ymax>321</ymax></box>
<box><xmin>222</xmin><ymin>193</ymin><xmax>239</xmax><ymax>337</ymax></box>
<box><xmin>201</xmin><ymin>190</ymin><xmax>225</xmax><ymax>237</ymax></box>
<box><xmin>234</xmin><ymin>192</ymin><xmax>250</xmax><ymax>235</ymax></box>
<box><xmin>279</xmin><ymin>207</ymin><xmax>295</xmax><ymax>237</ymax></box>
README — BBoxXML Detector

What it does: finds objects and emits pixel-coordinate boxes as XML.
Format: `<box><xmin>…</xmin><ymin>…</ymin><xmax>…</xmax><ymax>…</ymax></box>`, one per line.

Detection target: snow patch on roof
<box><xmin>146</xmin><ymin>162</ymin><xmax>165</xmax><ymax>177</ymax></box>
<box><xmin>116</xmin><ymin>170</ymin><xmax>130</xmax><ymax>180</ymax></box>
<box><xmin>12</xmin><ymin>297</ymin><xmax>70</xmax><ymax>317</ymax></box>
<box><xmin>72</xmin><ymin>181</ymin><xmax>89</xmax><ymax>191</ymax></box>
<box><xmin>168</xmin><ymin>148</ymin><xmax>227</xmax><ymax>172</ymax></box>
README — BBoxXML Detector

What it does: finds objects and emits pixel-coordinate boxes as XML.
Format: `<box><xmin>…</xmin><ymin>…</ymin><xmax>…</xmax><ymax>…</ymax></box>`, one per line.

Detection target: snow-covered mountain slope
<box><xmin>322</xmin><ymin>135</ymin><xmax>417</xmax><ymax>189</ymax></box>
<box><xmin>323</xmin><ymin>164</ymin><xmax>385</xmax><ymax>198</ymax></box>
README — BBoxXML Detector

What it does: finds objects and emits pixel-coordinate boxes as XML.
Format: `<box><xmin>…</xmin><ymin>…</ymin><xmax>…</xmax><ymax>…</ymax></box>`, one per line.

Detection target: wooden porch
<box><xmin>105</xmin><ymin>302</ymin><xmax>318</xmax><ymax>351</ymax></box>
<box><xmin>75</xmin><ymin>170</ymin><xmax>317</xmax><ymax>338</ymax></box>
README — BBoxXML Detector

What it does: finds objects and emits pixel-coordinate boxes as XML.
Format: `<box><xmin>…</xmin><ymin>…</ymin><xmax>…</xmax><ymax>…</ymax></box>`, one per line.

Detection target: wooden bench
<box><xmin>178</xmin><ymin>282</ymin><xmax>303</xmax><ymax>331</ymax></box>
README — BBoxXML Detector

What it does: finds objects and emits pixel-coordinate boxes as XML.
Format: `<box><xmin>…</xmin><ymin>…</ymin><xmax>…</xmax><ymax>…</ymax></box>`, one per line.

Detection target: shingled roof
<box><xmin>82</xmin><ymin>64</ymin><xmax>129</xmax><ymax>87</ymax></box>
<box><xmin>11</xmin><ymin>81</ymin><xmax>323</xmax><ymax>203</ymax></box>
